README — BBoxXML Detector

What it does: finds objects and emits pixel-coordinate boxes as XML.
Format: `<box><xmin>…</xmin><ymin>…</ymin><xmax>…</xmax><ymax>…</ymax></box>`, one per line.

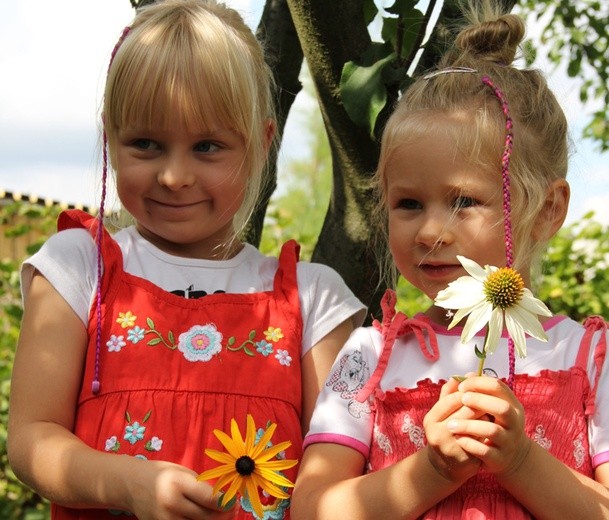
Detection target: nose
<box><xmin>157</xmin><ymin>154</ymin><xmax>196</xmax><ymax>191</ymax></box>
<box><xmin>415</xmin><ymin>210</ymin><xmax>454</xmax><ymax>250</ymax></box>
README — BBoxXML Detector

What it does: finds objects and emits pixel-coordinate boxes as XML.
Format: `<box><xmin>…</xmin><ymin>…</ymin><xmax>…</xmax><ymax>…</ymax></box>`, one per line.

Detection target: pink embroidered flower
<box><xmin>275</xmin><ymin>349</ymin><xmax>292</xmax><ymax>366</ymax></box>
<box><xmin>264</xmin><ymin>326</ymin><xmax>284</xmax><ymax>342</ymax></box>
<box><xmin>106</xmin><ymin>335</ymin><xmax>126</xmax><ymax>352</ymax></box>
<box><xmin>178</xmin><ymin>323</ymin><xmax>223</xmax><ymax>362</ymax></box>
<box><xmin>116</xmin><ymin>311</ymin><xmax>137</xmax><ymax>328</ymax></box>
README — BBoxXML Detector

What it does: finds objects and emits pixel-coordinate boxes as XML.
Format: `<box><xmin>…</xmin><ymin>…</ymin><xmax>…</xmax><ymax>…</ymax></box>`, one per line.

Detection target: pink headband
<box><xmin>425</xmin><ymin>67</ymin><xmax>517</xmax><ymax>386</ymax></box>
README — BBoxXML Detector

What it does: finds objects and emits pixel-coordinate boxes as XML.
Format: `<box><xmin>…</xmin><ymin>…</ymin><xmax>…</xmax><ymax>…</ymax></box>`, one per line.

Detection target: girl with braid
<box><xmin>7</xmin><ymin>1</ymin><xmax>365</xmax><ymax>518</ymax></box>
<box><xmin>292</xmin><ymin>3</ymin><xmax>609</xmax><ymax>518</ymax></box>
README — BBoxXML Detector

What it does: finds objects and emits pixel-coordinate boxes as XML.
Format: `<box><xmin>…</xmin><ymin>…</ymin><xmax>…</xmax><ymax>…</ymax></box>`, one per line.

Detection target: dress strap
<box><xmin>273</xmin><ymin>239</ymin><xmax>300</xmax><ymax>304</ymax></box>
<box><xmin>57</xmin><ymin>209</ymin><xmax>124</xmax><ymax>287</ymax></box>
<box><xmin>58</xmin><ymin>209</ymin><xmax>124</xmax><ymax>395</ymax></box>
<box><xmin>355</xmin><ymin>290</ymin><xmax>439</xmax><ymax>403</ymax></box>
<box><xmin>576</xmin><ymin>316</ymin><xmax>608</xmax><ymax>415</ymax></box>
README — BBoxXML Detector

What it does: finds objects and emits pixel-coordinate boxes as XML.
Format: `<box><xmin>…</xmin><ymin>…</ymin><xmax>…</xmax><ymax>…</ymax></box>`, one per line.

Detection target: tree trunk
<box><xmin>286</xmin><ymin>0</ymin><xmax>384</xmax><ymax>320</ymax></box>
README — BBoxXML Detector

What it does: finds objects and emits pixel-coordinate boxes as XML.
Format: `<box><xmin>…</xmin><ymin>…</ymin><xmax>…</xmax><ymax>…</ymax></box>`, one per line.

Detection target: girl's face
<box><xmin>114</xmin><ymin>111</ymin><xmax>249</xmax><ymax>259</ymax></box>
<box><xmin>384</xmin><ymin>129</ymin><xmax>522</xmax><ymax>321</ymax></box>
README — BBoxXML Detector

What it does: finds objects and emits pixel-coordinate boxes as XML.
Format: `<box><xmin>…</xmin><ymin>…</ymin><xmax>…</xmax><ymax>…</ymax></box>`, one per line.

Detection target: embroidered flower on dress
<box><xmin>124</xmin><ymin>421</ymin><xmax>146</xmax><ymax>445</ymax></box>
<box><xmin>178</xmin><ymin>324</ymin><xmax>223</xmax><ymax>362</ymax></box>
<box><xmin>105</xmin><ymin>436</ymin><xmax>119</xmax><ymax>452</ymax></box>
<box><xmin>264</xmin><ymin>327</ymin><xmax>284</xmax><ymax>342</ymax></box>
<box><xmin>275</xmin><ymin>349</ymin><xmax>292</xmax><ymax>367</ymax></box>
<box><xmin>146</xmin><ymin>436</ymin><xmax>163</xmax><ymax>452</ymax></box>
<box><xmin>255</xmin><ymin>340</ymin><xmax>274</xmax><ymax>356</ymax></box>
<box><xmin>116</xmin><ymin>311</ymin><xmax>137</xmax><ymax>328</ymax></box>
<box><xmin>127</xmin><ymin>326</ymin><xmax>145</xmax><ymax>344</ymax></box>
<box><xmin>106</xmin><ymin>335</ymin><xmax>126</xmax><ymax>352</ymax></box>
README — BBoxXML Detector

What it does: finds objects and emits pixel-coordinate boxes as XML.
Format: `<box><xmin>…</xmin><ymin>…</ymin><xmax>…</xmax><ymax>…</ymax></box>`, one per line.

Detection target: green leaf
<box><xmin>340</xmin><ymin>43</ymin><xmax>396</xmax><ymax>136</ymax></box>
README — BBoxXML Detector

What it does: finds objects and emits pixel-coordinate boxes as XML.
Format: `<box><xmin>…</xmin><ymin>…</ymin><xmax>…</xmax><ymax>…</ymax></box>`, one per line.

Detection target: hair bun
<box><xmin>455</xmin><ymin>14</ymin><xmax>525</xmax><ymax>66</ymax></box>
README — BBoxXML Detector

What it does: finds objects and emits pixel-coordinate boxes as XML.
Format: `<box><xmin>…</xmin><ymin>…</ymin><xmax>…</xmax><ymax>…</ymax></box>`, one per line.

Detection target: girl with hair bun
<box><xmin>292</xmin><ymin>3</ymin><xmax>609</xmax><ymax>518</ymax></box>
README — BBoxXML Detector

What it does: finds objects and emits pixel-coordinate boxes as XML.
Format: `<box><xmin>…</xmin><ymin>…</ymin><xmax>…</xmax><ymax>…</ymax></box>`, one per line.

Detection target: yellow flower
<box><xmin>264</xmin><ymin>327</ymin><xmax>284</xmax><ymax>342</ymax></box>
<box><xmin>197</xmin><ymin>415</ymin><xmax>297</xmax><ymax>519</ymax></box>
<box><xmin>116</xmin><ymin>311</ymin><xmax>137</xmax><ymax>328</ymax></box>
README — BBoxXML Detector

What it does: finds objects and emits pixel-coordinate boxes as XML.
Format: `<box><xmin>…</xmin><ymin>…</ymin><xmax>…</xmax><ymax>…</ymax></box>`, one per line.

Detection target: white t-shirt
<box><xmin>21</xmin><ymin>227</ymin><xmax>367</xmax><ymax>356</ymax></box>
<box><xmin>306</xmin><ymin>315</ymin><xmax>609</xmax><ymax>467</ymax></box>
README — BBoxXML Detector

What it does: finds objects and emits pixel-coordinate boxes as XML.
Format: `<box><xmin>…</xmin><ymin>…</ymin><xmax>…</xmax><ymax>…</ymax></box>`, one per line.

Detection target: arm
<box><xmin>292</xmin><ymin>378</ymin><xmax>481</xmax><ymax>519</ymax></box>
<box><xmin>8</xmin><ymin>272</ymin><xmax>232</xmax><ymax>519</ymax></box>
<box><xmin>300</xmin><ymin>318</ymin><xmax>353</xmax><ymax>433</ymax></box>
<box><xmin>450</xmin><ymin>376</ymin><xmax>609</xmax><ymax>519</ymax></box>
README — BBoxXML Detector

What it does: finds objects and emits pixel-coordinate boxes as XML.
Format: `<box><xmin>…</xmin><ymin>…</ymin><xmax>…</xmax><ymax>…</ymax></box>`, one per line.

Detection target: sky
<box><xmin>1</xmin><ymin>0</ymin><xmax>608</xmax><ymax>225</ymax></box>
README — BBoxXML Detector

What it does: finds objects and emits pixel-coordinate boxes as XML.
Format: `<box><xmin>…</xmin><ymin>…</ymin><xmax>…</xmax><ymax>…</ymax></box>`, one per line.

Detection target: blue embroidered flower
<box><xmin>106</xmin><ymin>335</ymin><xmax>126</xmax><ymax>352</ymax></box>
<box><xmin>124</xmin><ymin>421</ymin><xmax>146</xmax><ymax>445</ymax></box>
<box><xmin>275</xmin><ymin>349</ymin><xmax>292</xmax><ymax>367</ymax></box>
<box><xmin>127</xmin><ymin>326</ymin><xmax>145</xmax><ymax>344</ymax></box>
<box><xmin>178</xmin><ymin>323</ymin><xmax>223</xmax><ymax>362</ymax></box>
<box><xmin>240</xmin><ymin>494</ymin><xmax>290</xmax><ymax>519</ymax></box>
<box><xmin>256</xmin><ymin>340</ymin><xmax>274</xmax><ymax>357</ymax></box>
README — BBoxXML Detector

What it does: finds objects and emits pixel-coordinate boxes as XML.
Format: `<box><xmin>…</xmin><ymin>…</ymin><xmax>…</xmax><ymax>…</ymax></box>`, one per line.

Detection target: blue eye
<box><xmin>453</xmin><ymin>196</ymin><xmax>476</xmax><ymax>209</ymax></box>
<box><xmin>132</xmin><ymin>139</ymin><xmax>158</xmax><ymax>151</ymax></box>
<box><xmin>194</xmin><ymin>141</ymin><xmax>220</xmax><ymax>153</ymax></box>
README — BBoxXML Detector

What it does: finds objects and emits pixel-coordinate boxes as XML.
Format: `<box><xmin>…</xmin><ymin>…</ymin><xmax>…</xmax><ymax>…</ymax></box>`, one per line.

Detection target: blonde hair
<box><xmin>103</xmin><ymin>0</ymin><xmax>275</xmax><ymax>238</ymax></box>
<box><xmin>374</xmin><ymin>1</ymin><xmax>569</xmax><ymax>286</ymax></box>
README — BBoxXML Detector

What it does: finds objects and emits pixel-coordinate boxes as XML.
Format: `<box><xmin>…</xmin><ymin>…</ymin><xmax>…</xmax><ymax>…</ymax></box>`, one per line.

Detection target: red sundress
<box><xmin>52</xmin><ymin>209</ymin><xmax>303</xmax><ymax>519</ymax></box>
<box><xmin>363</xmin><ymin>290</ymin><xmax>606</xmax><ymax>519</ymax></box>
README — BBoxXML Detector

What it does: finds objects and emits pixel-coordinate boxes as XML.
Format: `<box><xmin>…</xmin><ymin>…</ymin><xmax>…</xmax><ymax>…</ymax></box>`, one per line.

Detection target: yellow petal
<box><xmin>255</xmin><ymin>440</ymin><xmax>292</xmax><ymax>462</ymax></box>
<box><xmin>230</xmin><ymin>418</ymin><xmax>246</xmax><ymax>452</ymax></box>
<box><xmin>214</xmin><ymin>428</ymin><xmax>244</xmax><ymax>459</ymax></box>
<box><xmin>245</xmin><ymin>476</ymin><xmax>265</xmax><ymax>519</ymax></box>
<box><xmin>258</xmin><ymin>458</ymin><xmax>298</xmax><ymax>472</ymax></box>
<box><xmin>245</xmin><ymin>415</ymin><xmax>256</xmax><ymax>454</ymax></box>
<box><xmin>251</xmin><ymin>422</ymin><xmax>278</xmax><ymax>459</ymax></box>
<box><xmin>203</xmin><ymin>448</ymin><xmax>237</xmax><ymax>465</ymax></box>
<box><xmin>256</xmin><ymin>467</ymin><xmax>296</xmax><ymax>489</ymax></box>
<box><xmin>250</xmin><ymin>472</ymin><xmax>291</xmax><ymax>500</ymax></box>
<box><xmin>222</xmin><ymin>474</ymin><xmax>243</xmax><ymax>507</ymax></box>
<box><xmin>196</xmin><ymin>464</ymin><xmax>235</xmax><ymax>481</ymax></box>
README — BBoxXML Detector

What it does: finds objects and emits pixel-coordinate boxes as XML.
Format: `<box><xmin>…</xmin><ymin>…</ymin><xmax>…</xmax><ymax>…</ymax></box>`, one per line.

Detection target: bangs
<box><xmin>382</xmin><ymin>107</ymin><xmax>504</xmax><ymax>173</ymax></box>
<box><xmin>105</xmin><ymin>9</ymin><xmax>261</xmax><ymax>138</ymax></box>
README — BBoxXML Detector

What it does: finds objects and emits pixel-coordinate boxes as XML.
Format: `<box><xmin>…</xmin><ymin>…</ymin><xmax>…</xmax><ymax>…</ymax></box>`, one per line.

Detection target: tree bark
<box><xmin>286</xmin><ymin>0</ymin><xmax>385</xmax><ymax>319</ymax></box>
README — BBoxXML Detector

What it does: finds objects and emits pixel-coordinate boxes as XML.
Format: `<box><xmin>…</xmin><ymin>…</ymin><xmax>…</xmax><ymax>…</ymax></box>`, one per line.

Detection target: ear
<box><xmin>264</xmin><ymin>119</ymin><xmax>276</xmax><ymax>153</ymax></box>
<box><xmin>532</xmin><ymin>179</ymin><xmax>570</xmax><ymax>241</ymax></box>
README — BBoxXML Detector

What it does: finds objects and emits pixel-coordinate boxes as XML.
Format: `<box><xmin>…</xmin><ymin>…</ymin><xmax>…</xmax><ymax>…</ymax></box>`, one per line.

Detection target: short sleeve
<box><xmin>304</xmin><ymin>326</ymin><xmax>382</xmax><ymax>458</ymax></box>
<box><xmin>296</xmin><ymin>262</ymin><xmax>367</xmax><ymax>356</ymax></box>
<box><xmin>21</xmin><ymin>228</ymin><xmax>97</xmax><ymax>325</ymax></box>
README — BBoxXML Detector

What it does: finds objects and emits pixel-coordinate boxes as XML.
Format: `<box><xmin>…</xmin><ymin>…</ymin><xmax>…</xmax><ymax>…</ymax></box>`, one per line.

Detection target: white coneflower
<box><xmin>435</xmin><ymin>256</ymin><xmax>551</xmax><ymax>363</ymax></box>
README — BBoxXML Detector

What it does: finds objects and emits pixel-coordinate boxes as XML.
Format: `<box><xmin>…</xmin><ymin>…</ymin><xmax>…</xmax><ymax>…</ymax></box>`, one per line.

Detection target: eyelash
<box><xmin>394</xmin><ymin>196</ymin><xmax>479</xmax><ymax>211</ymax></box>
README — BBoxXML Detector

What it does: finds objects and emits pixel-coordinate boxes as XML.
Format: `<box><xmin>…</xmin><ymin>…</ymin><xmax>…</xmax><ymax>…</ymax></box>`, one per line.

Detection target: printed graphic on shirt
<box><xmin>325</xmin><ymin>350</ymin><xmax>371</xmax><ymax>418</ymax></box>
<box><xmin>170</xmin><ymin>284</ymin><xmax>226</xmax><ymax>299</ymax></box>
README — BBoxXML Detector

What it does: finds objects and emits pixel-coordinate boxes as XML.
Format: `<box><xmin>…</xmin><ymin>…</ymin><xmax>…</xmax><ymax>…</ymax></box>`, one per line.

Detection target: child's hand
<box><xmin>127</xmin><ymin>460</ymin><xmax>236</xmax><ymax>520</ymax></box>
<box><xmin>423</xmin><ymin>376</ymin><xmax>482</xmax><ymax>483</ymax></box>
<box><xmin>446</xmin><ymin>375</ymin><xmax>533</xmax><ymax>477</ymax></box>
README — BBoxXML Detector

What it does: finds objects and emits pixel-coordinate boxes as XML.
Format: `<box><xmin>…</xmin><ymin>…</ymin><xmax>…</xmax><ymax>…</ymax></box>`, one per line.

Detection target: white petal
<box><xmin>506</xmin><ymin>305</ymin><xmax>548</xmax><ymax>343</ymax></box>
<box><xmin>504</xmin><ymin>311</ymin><xmax>528</xmax><ymax>358</ymax></box>
<box><xmin>461</xmin><ymin>301</ymin><xmax>493</xmax><ymax>343</ymax></box>
<box><xmin>484</xmin><ymin>307</ymin><xmax>504</xmax><ymax>355</ymax></box>
<box><xmin>457</xmin><ymin>256</ymin><xmax>488</xmax><ymax>282</ymax></box>
<box><xmin>435</xmin><ymin>278</ymin><xmax>485</xmax><ymax>309</ymax></box>
<box><xmin>519</xmin><ymin>289</ymin><xmax>553</xmax><ymax>317</ymax></box>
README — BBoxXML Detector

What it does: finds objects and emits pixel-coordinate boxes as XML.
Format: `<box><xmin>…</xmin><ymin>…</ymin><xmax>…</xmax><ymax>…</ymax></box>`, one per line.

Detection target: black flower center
<box><xmin>235</xmin><ymin>455</ymin><xmax>256</xmax><ymax>476</ymax></box>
